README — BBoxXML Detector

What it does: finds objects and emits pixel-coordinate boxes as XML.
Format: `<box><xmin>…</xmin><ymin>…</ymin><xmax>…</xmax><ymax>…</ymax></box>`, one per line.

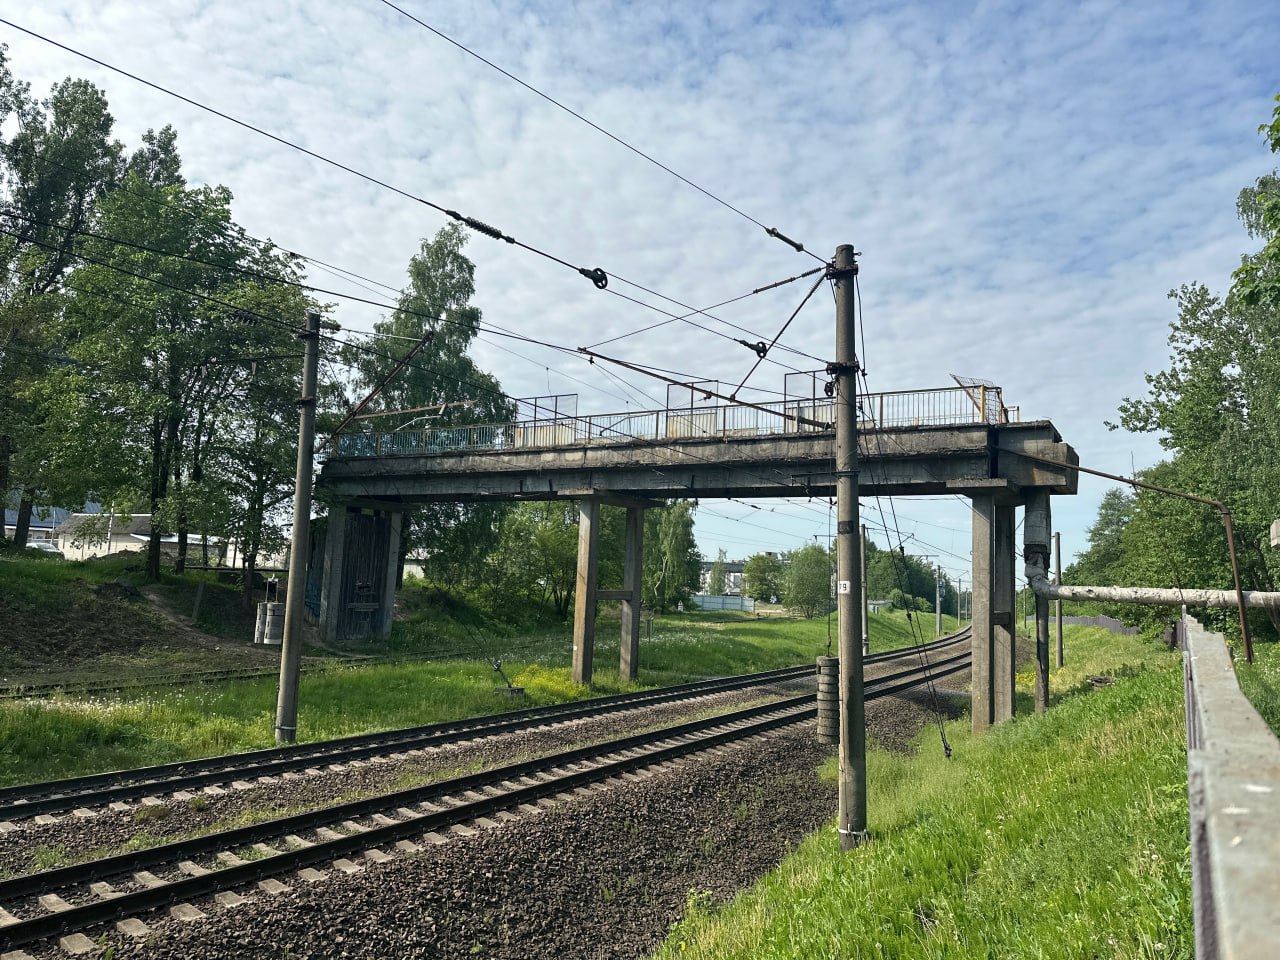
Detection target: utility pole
<box><xmin>274</xmin><ymin>309</ymin><xmax>321</xmax><ymax>745</ymax></box>
<box><xmin>935</xmin><ymin>564</ymin><xmax>943</xmax><ymax>637</ymax></box>
<box><xmin>861</xmin><ymin>523</ymin><xmax>869</xmax><ymax>656</ymax></box>
<box><xmin>1054</xmin><ymin>531</ymin><xmax>1064</xmax><ymax>667</ymax></box>
<box><xmin>957</xmin><ymin>575</ymin><xmax>965</xmax><ymax>625</ymax></box>
<box><xmin>832</xmin><ymin>244</ymin><xmax>866</xmax><ymax>851</ymax></box>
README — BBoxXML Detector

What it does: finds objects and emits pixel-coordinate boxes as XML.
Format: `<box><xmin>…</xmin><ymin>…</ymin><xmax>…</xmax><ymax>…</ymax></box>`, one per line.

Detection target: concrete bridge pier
<box><xmin>571</xmin><ymin>497</ymin><xmax>650</xmax><ymax>686</ymax></box>
<box><xmin>1022</xmin><ymin>489</ymin><xmax>1053</xmax><ymax>713</ymax></box>
<box><xmin>318</xmin><ymin>505</ymin><xmax>403</xmax><ymax>643</ymax></box>
<box><xmin>970</xmin><ymin>489</ymin><xmax>1018</xmax><ymax>734</ymax></box>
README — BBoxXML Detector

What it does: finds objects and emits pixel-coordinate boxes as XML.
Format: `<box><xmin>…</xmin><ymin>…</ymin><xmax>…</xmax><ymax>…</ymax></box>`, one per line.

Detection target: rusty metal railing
<box><xmin>1183</xmin><ymin>615</ymin><xmax>1280</xmax><ymax>958</ymax></box>
<box><xmin>332</xmin><ymin>384</ymin><xmax>1011</xmax><ymax>459</ymax></box>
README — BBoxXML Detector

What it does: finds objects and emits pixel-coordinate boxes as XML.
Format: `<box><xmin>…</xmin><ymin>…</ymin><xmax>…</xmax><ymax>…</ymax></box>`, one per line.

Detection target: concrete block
<box><xmin>332</xmin><ymin>859</ymin><xmax>363</xmax><ymax>874</ymax></box>
<box><xmin>0</xmin><ymin>907</ymin><xmax>21</xmax><ymax>926</ymax></box>
<box><xmin>422</xmin><ymin>831</ymin><xmax>449</xmax><ymax>845</ymax></box>
<box><xmin>169</xmin><ymin>902</ymin><xmax>205</xmax><ymax>921</ymax></box>
<box><xmin>216</xmin><ymin>851</ymin><xmax>248</xmax><ymax>867</ymax></box>
<box><xmin>71</xmin><ymin>808</ymin><xmax>97</xmax><ymax>819</ymax></box>
<box><xmin>363</xmin><ymin>848</ymin><xmax>392</xmax><ymax>863</ymax></box>
<box><xmin>38</xmin><ymin>893</ymin><xmax>72</xmax><ymax>913</ymax></box>
<box><xmin>284</xmin><ymin>834</ymin><xmax>314</xmax><ymax>848</ymax></box>
<box><xmin>394</xmin><ymin>839</ymin><xmax>422</xmax><ymax>853</ymax></box>
<box><xmin>296</xmin><ymin>868</ymin><xmax>326</xmax><ymax>883</ymax></box>
<box><xmin>90</xmin><ymin>882</ymin><xmax>119</xmax><ymax>899</ymax></box>
<box><xmin>449</xmin><ymin>824</ymin><xmax>477</xmax><ymax>837</ymax></box>
<box><xmin>257</xmin><ymin>878</ymin><xmax>290</xmax><ymax>895</ymax></box>
<box><xmin>252</xmin><ymin>843</ymin><xmax>282</xmax><ymax>857</ymax></box>
<box><xmin>341</xmin><ymin>820</ymin><xmax>368</xmax><ymax>833</ymax></box>
<box><xmin>371</xmin><ymin>814</ymin><xmax>399</xmax><ymax>826</ymax></box>
<box><xmin>116</xmin><ymin>918</ymin><xmax>150</xmax><ymax>938</ymax></box>
<box><xmin>0</xmin><ymin>821</ymin><xmax>18</xmax><ymax>833</ymax></box>
<box><xmin>315</xmin><ymin>827</ymin><xmax>344</xmax><ymax>841</ymax></box>
<box><xmin>215</xmin><ymin>892</ymin><xmax>247</xmax><ymax>908</ymax></box>
<box><xmin>33</xmin><ymin>814</ymin><xmax>59</xmax><ymax>825</ymax></box>
<box><xmin>133</xmin><ymin>871</ymin><xmax>165</xmax><ymax>888</ymax></box>
<box><xmin>109</xmin><ymin>802</ymin><xmax>132</xmax><ymax>813</ymax></box>
<box><xmin>178</xmin><ymin>860</ymin><xmax>211</xmax><ymax>877</ymax></box>
<box><xmin>57</xmin><ymin>933</ymin><xmax>98</xmax><ymax>955</ymax></box>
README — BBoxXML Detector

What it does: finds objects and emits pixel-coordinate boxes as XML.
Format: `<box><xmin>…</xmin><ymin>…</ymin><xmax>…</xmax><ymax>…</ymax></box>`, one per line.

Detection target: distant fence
<box><xmin>1052</xmin><ymin>614</ymin><xmax>1138</xmax><ymax>635</ymax></box>
<box><xmin>693</xmin><ymin>594</ymin><xmax>756</xmax><ymax>613</ymax></box>
<box><xmin>1182</xmin><ymin>616</ymin><xmax>1280</xmax><ymax>957</ymax></box>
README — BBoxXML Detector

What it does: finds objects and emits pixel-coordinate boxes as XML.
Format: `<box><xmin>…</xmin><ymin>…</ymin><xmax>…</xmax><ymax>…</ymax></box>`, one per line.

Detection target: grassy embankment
<box><xmin>1236</xmin><ymin>640</ymin><xmax>1280</xmax><ymax>736</ymax></box>
<box><xmin>654</xmin><ymin>626</ymin><xmax>1194</xmax><ymax>960</ymax></box>
<box><xmin>0</xmin><ymin>549</ymin><xmax>957</xmax><ymax>786</ymax></box>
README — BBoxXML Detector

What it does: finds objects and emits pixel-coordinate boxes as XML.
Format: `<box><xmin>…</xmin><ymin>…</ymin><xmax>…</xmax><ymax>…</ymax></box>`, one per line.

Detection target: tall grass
<box><xmin>655</xmin><ymin>629</ymin><xmax>1192</xmax><ymax>959</ymax></box>
<box><xmin>0</xmin><ymin>608</ymin><xmax>954</xmax><ymax>787</ymax></box>
<box><xmin>1235</xmin><ymin>640</ymin><xmax>1280</xmax><ymax>735</ymax></box>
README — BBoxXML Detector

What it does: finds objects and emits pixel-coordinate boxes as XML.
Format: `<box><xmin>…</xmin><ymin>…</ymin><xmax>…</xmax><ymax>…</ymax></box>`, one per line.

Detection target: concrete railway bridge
<box><xmin>314</xmin><ymin>382</ymin><xmax>1078</xmax><ymax>734</ymax></box>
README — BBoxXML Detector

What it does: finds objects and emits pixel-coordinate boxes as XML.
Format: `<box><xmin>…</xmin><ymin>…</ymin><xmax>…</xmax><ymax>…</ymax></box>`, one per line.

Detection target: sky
<box><xmin>3</xmin><ymin>1</ymin><xmax>1277</xmax><ymax>588</ymax></box>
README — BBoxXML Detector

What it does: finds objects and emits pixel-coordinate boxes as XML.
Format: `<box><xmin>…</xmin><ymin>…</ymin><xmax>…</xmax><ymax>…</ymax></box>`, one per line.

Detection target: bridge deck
<box><xmin>319</xmin><ymin>417</ymin><xmax>1077</xmax><ymax>505</ymax></box>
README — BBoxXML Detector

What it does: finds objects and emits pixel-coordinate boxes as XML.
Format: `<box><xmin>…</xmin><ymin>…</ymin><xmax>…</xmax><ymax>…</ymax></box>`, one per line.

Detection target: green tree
<box><xmin>29</xmin><ymin>143</ymin><xmax>311</xmax><ymax>580</ymax></box>
<box><xmin>784</xmin><ymin>542</ymin><xmax>832</xmax><ymax>618</ymax></box>
<box><xmin>341</xmin><ymin>224</ymin><xmax>514</xmax><ymax>586</ymax></box>
<box><xmin>708</xmin><ymin>548</ymin><xmax>727</xmax><ymax>595</ymax></box>
<box><xmin>1233</xmin><ymin>94</ymin><xmax>1280</xmax><ymax>308</ymax></box>
<box><xmin>0</xmin><ymin>50</ymin><xmax>123</xmax><ymax>542</ymax></box>
<box><xmin>492</xmin><ymin>501</ymin><xmax>579</xmax><ymax>618</ymax></box>
<box><xmin>742</xmin><ymin>551</ymin><xmax>783</xmax><ymax>601</ymax></box>
<box><xmin>643</xmin><ymin>500</ymin><xmax>700</xmax><ymax>612</ymax></box>
<box><xmin>1095</xmin><ymin>96</ymin><xmax>1280</xmax><ymax>636</ymax></box>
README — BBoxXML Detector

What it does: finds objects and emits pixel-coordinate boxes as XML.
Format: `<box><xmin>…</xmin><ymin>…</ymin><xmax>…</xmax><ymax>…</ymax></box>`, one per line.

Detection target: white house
<box><xmin>54</xmin><ymin>513</ymin><xmax>224</xmax><ymax>562</ymax></box>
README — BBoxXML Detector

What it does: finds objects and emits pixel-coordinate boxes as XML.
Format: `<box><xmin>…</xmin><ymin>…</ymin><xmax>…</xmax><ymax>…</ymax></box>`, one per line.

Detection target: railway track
<box><xmin>0</xmin><ymin>648</ymin><xmax>971</xmax><ymax>954</ymax></box>
<box><xmin>0</xmin><ymin>630</ymin><xmax>969</xmax><ymax>824</ymax></box>
<box><xmin>0</xmin><ymin>649</ymin><xmax>488</xmax><ymax>702</ymax></box>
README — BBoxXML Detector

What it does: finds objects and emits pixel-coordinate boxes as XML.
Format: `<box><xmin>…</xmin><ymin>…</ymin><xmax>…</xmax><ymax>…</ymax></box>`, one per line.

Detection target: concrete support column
<box><xmin>378</xmin><ymin>511</ymin><xmax>403</xmax><ymax>639</ymax></box>
<box><xmin>1023</xmin><ymin>490</ymin><xmax>1052</xmax><ymax>713</ymax></box>
<box><xmin>619</xmin><ymin>506</ymin><xmax>645</xmax><ymax>682</ymax></box>
<box><xmin>319</xmin><ymin>507</ymin><xmax>349</xmax><ymax>643</ymax></box>
<box><xmin>572</xmin><ymin>499</ymin><xmax>601</xmax><ymax>686</ymax></box>
<box><xmin>971</xmin><ymin>494</ymin><xmax>1017</xmax><ymax>733</ymax></box>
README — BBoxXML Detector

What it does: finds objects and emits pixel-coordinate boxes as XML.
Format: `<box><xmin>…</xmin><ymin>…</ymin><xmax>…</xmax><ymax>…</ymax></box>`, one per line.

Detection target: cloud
<box><xmin>5</xmin><ymin>0</ymin><xmax>1277</xmax><ymax>569</ymax></box>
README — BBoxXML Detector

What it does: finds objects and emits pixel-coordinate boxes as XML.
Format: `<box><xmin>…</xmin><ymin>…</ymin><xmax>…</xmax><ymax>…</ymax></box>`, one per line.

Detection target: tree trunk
<box><xmin>0</xmin><ymin>435</ymin><xmax>11</xmax><ymax>544</ymax></box>
<box><xmin>147</xmin><ymin>414</ymin><xmax>166</xmax><ymax>581</ymax></box>
<box><xmin>13</xmin><ymin>495</ymin><xmax>33</xmax><ymax>548</ymax></box>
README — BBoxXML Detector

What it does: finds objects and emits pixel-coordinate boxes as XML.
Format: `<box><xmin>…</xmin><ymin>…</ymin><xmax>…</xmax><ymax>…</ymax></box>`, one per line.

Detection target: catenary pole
<box><xmin>1054</xmin><ymin>532</ymin><xmax>1064</xmax><ymax>667</ymax></box>
<box><xmin>274</xmin><ymin>309</ymin><xmax>321</xmax><ymax>745</ymax></box>
<box><xmin>832</xmin><ymin>244</ymin><xmax>867</xmax><ymax>850</ymax></box>
<box><xmin>936</xmin><ymin>564</ymin><xmax>943</xmax><ymax>637</ymax></box>
<box><xmin>861</xmin><ymin>523</ymin><xmax>869</xmax><ymax>656</ymax></box>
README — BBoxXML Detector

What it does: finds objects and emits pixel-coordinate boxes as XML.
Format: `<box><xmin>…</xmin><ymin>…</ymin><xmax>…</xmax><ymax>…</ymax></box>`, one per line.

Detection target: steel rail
<box><xmin>0</xmin><ymin>652</ymin><xmax>970</xmax><ymax>949</ymax></box>
<box><xmin>1</xmin><ymin>630</ymin><xmax>969</xmax><ymax>820</ymax></box>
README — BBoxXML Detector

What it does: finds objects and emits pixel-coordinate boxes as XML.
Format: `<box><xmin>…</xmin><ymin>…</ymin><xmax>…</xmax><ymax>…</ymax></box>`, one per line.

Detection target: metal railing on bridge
<box><xmin>332</xmin><ymin>384</ymin><xmax>1016</xmax><ymax>459</ymax></box>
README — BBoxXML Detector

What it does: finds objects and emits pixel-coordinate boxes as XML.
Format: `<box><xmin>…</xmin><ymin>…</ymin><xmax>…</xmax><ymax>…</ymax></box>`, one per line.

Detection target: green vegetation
<box><xmin>655</xmin><ymin>627</ymin><xmax>1191</xmax><ymax>959</ymax></box>
<box><xmin>1066</xmin><ymin>99</ymin><xmax>1280</xmax><ymax>643</ymax></box>
<box><xmin>0</xmin><ymin>549</ymin><xmax>954</xmax><ymax>788</ymax></box>
<box><xmin>1237</xmin><ymin>640</ymin><xmax>1280</xmax><ymax>735</ymax></box>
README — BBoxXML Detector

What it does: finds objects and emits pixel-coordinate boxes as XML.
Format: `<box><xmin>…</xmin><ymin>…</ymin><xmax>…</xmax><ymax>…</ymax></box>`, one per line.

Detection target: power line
<box><xmin>0</xmin><ymin>17</ymin><xmax>613</xmax><ymax>287</ymax></box>
<box><xmin>2</xmin><ymin>16</ymin><xmax>826</xmax><ymax>371</ymax></box>
<box><xmin>376</xmin><ymin>0</ymin><xmax>824</xmax><ymax>263</ymax></box>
